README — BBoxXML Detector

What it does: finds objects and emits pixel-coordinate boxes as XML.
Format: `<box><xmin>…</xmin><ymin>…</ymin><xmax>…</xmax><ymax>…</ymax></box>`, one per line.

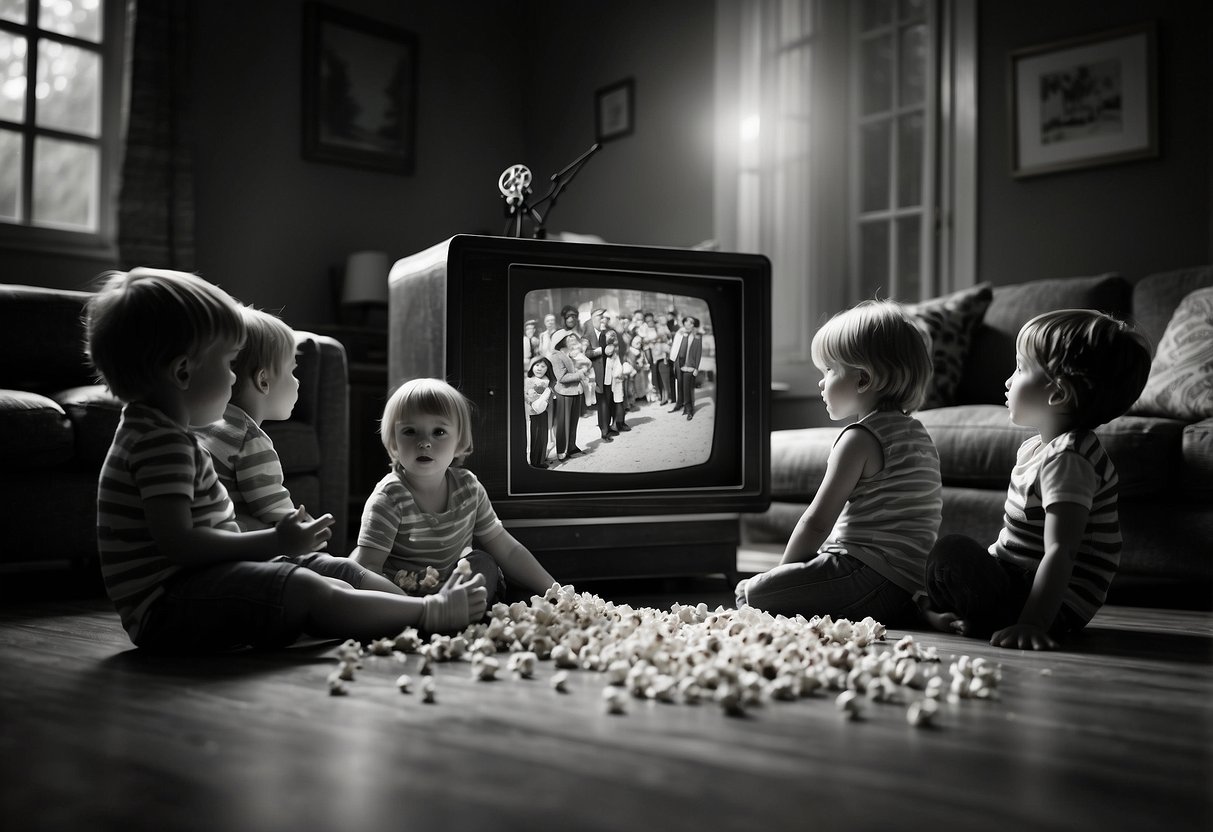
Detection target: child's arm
<box><xmin>350</xmin><ymin>544</ymin><xmax>391</xmax><ymax>575</ymax></box>
<box><xmin>478</xmin><ymin>526</ymin><xmax>559</xmax><ymax>596</ymax></box>
<box><xmin>144</xmin><ymin>498</ymin><xmax>333</xmax><ymax>565</ymax></box>
<box><xmin>779</xmin><ymin>428</ymin><xmax>880</xmax><ymax>565</ymax></box>
<box><xmin>990</xmin><ymin>501</ymin><xmax>1087</xmax><ymax>650</ymax></box>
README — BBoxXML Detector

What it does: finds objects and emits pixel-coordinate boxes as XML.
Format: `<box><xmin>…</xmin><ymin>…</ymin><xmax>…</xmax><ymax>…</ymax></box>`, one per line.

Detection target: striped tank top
<box><xmin>829</xmin><ymin>410</ymin><xmax>942</xmax><ymax>595</ymax></box>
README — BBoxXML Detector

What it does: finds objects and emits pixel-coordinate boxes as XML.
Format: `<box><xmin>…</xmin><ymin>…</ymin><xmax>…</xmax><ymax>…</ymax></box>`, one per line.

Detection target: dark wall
<box><xmin>977</xmin><ymin>0</ymin><xmax>1212</xmax><ymax>286</ymax></box>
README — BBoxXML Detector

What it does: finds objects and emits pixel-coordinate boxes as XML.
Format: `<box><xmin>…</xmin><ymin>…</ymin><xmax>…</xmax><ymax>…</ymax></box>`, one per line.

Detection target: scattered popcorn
<box><xmin>472</xmin><ymin>655</ymin><xmax>500</xmax><ymax>681</ymax></box>
<box><xmin>835</xmin><ymin>690</ymin><xmax>863</xmax><ymax>720</ymax></box>
<box><xmin>327</xmin><ymin>671</ymin><xmax>349</xmax><ymax>696</ymax></box>
<box><xmin>551</xmin><ymin>670</ymin><xmax>569</xmax><ymax>693</ymax></box>
<box><xmin>906</xmin><ymin>698</ymin><xmax>939</xmax><ymax>727</ymax></box>
<box><xmin>395</xmin><ymin>674</ymin><xmax>412</xmax><ymax>693</ymax></box>
<box><xmin>507</xmin><ymin>651</ymin><xmax>537</xmax><ymax>678</ymax></box>
<box><xmin>602</xmin><ymin>687</ymin><xmax>628</xmax><ymax>715</ymax></box>
<box><xmin>395</xmin><ymin>566</ymin><xmax>444</xmax><ymax>595</ymax></box>
<box><xmin>420</xmin><ymin>677</ymin><xmax>436</xmax><ymax>703</ymax></box>
<box><xmin>369</xmin><ymin>638</ymin><xmax>395</xmax><ymax>656</ymax></box>
<box><xmin>394</xmin><ymin>628</ymin><xmax>422</xmax><ymax>653</ymax></box>
<box><xmin>454</xmin><ymin>557</ymin><xmax>473</xmax><ymax>579</ymax></box>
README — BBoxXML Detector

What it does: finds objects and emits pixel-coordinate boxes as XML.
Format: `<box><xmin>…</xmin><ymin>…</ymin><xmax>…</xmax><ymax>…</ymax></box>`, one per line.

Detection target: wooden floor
<box><xmin>1</xmin><ymin>572</ymin><xmax>1210</xmax><ymax>832</ymax></box>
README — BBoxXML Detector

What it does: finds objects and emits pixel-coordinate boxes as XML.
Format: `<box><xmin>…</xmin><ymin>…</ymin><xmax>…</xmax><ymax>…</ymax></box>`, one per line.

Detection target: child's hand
<box><xmin>275</xmin><ymin>505</ymin><xmax>334</xmax><ymax>556</ymax></box>
<box><xmin>420</xmin><ymin>572</ymin><xmax>487</xmax><ymax>633</ymax></box>
<box><xmin>923</xmin><ymin>608</ymin><xmax>967</xmax><ymax>635</ymax></box>
<box><xmin>990</xmin><ymin>623</ymin><xmax>1058</xmax><ymax>651</ymax></box>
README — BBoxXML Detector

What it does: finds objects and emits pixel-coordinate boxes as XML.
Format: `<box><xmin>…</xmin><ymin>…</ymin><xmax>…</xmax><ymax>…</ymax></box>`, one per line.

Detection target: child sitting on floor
<box><xmin>195</xmin><ymin>304</ymin><xmax>403</xmax><ymax>596</ymax></box>
<box><xmin>736</xmin><ymin>299</ymin><xmax>941</xmax><ymax>626</ymax></box>
<box><xmin>921</xmin><ymin>309</ymin><xmax>1151</xmax><ymax>650</ymax></box>
<box><xmin>86</xmin><ymin>269</ymin><xmax>485</xmax><ymax>651</ymax></box>
<box><xmin>351</xmin><ymin>377</ymin><xmax>561</xmax><ymax>606</ymax></box>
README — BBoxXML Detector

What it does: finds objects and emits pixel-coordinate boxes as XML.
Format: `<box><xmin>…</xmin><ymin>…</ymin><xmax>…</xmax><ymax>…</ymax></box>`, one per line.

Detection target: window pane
<box><xmin>0</xmin><ymin>31</ymin><xmax>26</xmax><ymax>122</ymax></box>
<box><xmin>896</xmin><ymin>215</ymin><xmax>922</xmax><ymax>299</ymax></box>
<box><xmin>0</xmin><ymin>127</ymin><xmax>21</xmax><ymax>220</ymax></box>
<box><xmin>779</xmin><ymin>0</ymin><xmax>814</xmax><ymax>42</ymax></box>
<box><xmin>33</xmin><ymin>135</ymin><xmax>97</xmax><ymax>230</ymax></box>
<box><xmin>860</xmin><ymin>0</ymin><xmax>892</xmax><ymax>32</ymax></box>
<box><xmin>39</xmin><ymin>0</ymin><xmax>103</xmax><ymax>43</ymax></box>
<box><xmin>900</xmin><ymin>23</ymin><xmax>927</xmax><ymax>107</ymax></box>
<box><xmin>860</xmin><ymin>34</ymin><xmax>892</xmax><ymax>115</ymax></box>
<box><xmin>899</xmin><ymin>0</ymin><xmax>926</xmax><ymax>24</ymax></box>
<box><xmin>36</xmin><ymin>38</ymin><xmax>100</xmax><ymax>136</ymax></box>
<box><xmin>860</xmin><ymin>119</ymin><xmax>890</xmax><ymax>212</ymax></box>
<box><xmin>0</xmin><ymin>0</ymin><xmax>27</xmax><ymax>25</ymax></box>
<box><xmin>897</xmin><ymin>112</ymin><xmax>923</xmax><ymax>207</ymax></box>
<box><xmin>859</xmin><ymin>220</ymin><xmax>889</xmax><ymax>300</ymax></box>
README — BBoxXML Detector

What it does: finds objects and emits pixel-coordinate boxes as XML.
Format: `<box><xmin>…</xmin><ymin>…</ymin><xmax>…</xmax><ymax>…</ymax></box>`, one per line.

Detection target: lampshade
<box><xmin>342</xmin><ymin>250</ymin><xmax>390</xmax><ymax>305</ymax></box>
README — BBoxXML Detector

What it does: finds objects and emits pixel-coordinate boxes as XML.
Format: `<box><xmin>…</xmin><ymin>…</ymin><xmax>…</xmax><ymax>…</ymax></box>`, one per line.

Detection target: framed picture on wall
<box><xmin>1009</xmin><ymin>22</ymin><xmax>1157</xmax><ymax>178</ymax></box>
<box><xmin>302</xmin><ymin>3</ymin><xmax>418</xmax><ymax>175</ymax></box>
<box><xmin>595</xmin><ymin>78</ymin><xmax>635</xmax><ymax>143</ymax></box>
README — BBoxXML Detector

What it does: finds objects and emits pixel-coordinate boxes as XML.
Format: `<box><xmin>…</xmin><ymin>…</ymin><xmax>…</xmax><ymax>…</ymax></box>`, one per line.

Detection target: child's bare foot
<box><xmin>923</xmin><ymin>608</ymin><xmax>967</xmax><ymax>635</ymax></box>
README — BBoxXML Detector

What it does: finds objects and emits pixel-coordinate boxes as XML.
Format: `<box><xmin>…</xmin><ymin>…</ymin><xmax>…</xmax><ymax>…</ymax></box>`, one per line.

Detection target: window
<box><xmin>717</xmin><ymin>0</ymin><xmax>975</xmax><ymax>391</ymax></box>
<box><xmin>0</xmin><ymin>0</ymin><xmax>126</xmax><ymax>254</ymax></box>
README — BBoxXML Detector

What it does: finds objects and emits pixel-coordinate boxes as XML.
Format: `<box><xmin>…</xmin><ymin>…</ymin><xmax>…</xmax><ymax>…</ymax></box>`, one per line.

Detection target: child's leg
<box><xmin>924</xmin><ymin>535</ymin><xmax>1029</xmax><ymax>637</ymax></box>
<box><xmin>463</xmin><ymin>549</ymin><xmax>504</xmax><ymax>606</ymax></box>
<box><xmin>290</xmin><ymin>552</ymin><xmax>405</xmax><ymax>596</ymax></box>
<box><xmin>742</xmin><ymin>552</ymin><xmax>916</xmax><ymax>625</ymax></box>
<box><xmin>278</xmin><ymin>568</ymin><xmax>431</xmax><ymax>642</ymax></box>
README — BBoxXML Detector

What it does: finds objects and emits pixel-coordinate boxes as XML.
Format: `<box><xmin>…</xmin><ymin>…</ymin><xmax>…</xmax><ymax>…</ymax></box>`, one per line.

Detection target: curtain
<box><xmin>117</xmin><ymin>0</ymin><xmax>195</xmax><ymax>271</ymax></box>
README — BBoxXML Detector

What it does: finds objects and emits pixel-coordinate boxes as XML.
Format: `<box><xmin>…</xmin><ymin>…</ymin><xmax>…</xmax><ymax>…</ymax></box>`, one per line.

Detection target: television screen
<box><xmin>389</xmin><ymin>235</ymin><xmax>771</xmax><ymax>524</ymax></box>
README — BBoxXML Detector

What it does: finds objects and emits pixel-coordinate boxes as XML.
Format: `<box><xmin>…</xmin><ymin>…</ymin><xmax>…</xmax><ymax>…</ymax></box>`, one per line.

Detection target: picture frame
<box><xmin>595</xmin><ymin>78</ymin><xmax>635</xmax><ymax>143</ymax></box>
<box><xmin>1009</xmin><ymin>22</ymin><xmax>1157</xmax><ymax>178</ymax></box>
<box><xmin>302</xmin><ymin>3</ymin><xmax>418</xmax><ymax>175</ymax></box>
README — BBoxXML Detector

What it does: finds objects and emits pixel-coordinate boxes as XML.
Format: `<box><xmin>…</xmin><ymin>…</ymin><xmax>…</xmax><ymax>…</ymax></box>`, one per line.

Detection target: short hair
<box><xmin>683</xmin><ymin>316</ymin><xmax>700</xmax><ymax>329</ymax></box>
<box><xmin>85</xmin><ymin>267</ymin><xmax>244</xmax><ymax>403</ymax></box>
<box><xmin>380</xmin><ymin>378</ymin><xmax>474</xmax><ymax>466</ymax></box>
<box><xmin>232</xmin><ymin>306</ymin><xmax>295</xmax><ymax>384</ymax></box>
<box><xmin>811</xmin><ymin>299</ymin><xmax>933</xmax><ymax>413</ymax></box>
<box><xmin>1016</xmin><ymin>309</ymin><xmax>1152</xmax><ymax>430</ymax></box>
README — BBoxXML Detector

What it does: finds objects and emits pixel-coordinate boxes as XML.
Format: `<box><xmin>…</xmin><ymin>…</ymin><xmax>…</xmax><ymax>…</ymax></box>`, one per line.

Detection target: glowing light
<box><xmin>740</xmin><ymin>115</ymin><xmax>760</xmax><ymax>142</ymax></box>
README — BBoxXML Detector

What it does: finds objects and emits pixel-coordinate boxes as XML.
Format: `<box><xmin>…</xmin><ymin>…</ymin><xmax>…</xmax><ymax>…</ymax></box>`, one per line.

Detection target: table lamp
<box><xmin>341</xmin><ymin>250</ymin><xmax>390</xmax><ymax>327</ymax></box>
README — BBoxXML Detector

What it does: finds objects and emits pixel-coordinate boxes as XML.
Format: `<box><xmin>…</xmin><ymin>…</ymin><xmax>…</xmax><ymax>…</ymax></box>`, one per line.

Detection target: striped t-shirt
<box><xmin>97</xmin><ymin>403</ymin><xmax>239</xmax><ymax>642</ymax></box>
<box><xmin>357</xmin><ymin>465</ymin><xmax>503</xmax><ymax>582</ymax></box>
<box><xmin>828</xmin><ymin>410</ymin><xmax>942</xmax><ymax>596</ymax></box>
<box><xmin>992</xmin><ymin>430</ymin><xmax>1120</xmax><ymax>626</ymax></box>
<box><xmin>195</xmin><ymin>403</ymin><xmax>294</xmax><ymax>530</ymax></box>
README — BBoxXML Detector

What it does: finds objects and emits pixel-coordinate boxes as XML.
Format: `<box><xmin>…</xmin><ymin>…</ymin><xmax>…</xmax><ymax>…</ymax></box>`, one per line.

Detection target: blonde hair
<box><xmin>380</xmin><ymin>378</ymin><xmax>474</xmax><ymax>465</ymax></box>
<box><xmin>1016</xmin><ymin>309</ymin><xmax>1152</xmax><ymax>429</ymax></box>
<box><xmin>85</xmin><ymin>267</ymin><xmax>244</xmax><ymax>403</ymax></box>
<box><xmin>811</xmin><ymin>299</ymin><xmax>933</xmax><ymax>413</ymax></box>
<box><xmin>232</xmin><ymin>305</ymin><xmax>296</xmax><ymax>383</ymax></box>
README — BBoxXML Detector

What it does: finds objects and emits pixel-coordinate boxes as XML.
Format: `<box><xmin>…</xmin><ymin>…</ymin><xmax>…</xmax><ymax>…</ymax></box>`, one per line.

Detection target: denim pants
<box><xmin>925</xmin><ymin>534</ymin><xmax>1082</xmax><ymax>637</ymax></box>
<box><xmin>738</xmin><ymin>549</ymin><xmax>918</xmax><ymax>626</ymax></box>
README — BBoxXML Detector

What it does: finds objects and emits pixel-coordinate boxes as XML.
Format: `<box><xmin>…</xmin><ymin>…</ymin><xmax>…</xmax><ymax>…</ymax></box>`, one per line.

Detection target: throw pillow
<box><xmin>1130</xmin><ymin>286</ymin><xmax>1213</xmax><ymax>421</ymax></box>
<box><xmin>906</xmin><ymin>283</ymin><xmax>993</xmax><ymax>409</ymax></box>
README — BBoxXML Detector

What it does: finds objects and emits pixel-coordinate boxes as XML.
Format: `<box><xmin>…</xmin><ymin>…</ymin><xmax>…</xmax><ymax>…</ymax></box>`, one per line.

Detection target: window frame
<box><xmin>0</xmin><ymin>0</ymin><xmax>127</xmax><ymax>259</ymax></box>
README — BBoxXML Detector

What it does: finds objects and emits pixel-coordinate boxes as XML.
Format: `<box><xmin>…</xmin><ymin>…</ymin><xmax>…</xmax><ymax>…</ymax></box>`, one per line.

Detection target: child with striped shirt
<box><xmin>351</xmin><ymin>378</ymin><xmax>560</xmax><ymax>605</ymax></box>
<box><xmin>922</xmin><ymin>309</ymin><xmax>1151</xmax><ymax>650</ymax></box>
<box><xmin>195</xmin><ymin>305</ymin><xmax>402</xmax><ymax>596</ymax></box>
<box><xmin>87</xmin><ymin>269</ymin><xmax>485</xmax><ymax>651</ymax></box>
<box><xmin>737</xmin><ymin>300</ymin><xmax>942</xmax><ymax>626</ymax></box>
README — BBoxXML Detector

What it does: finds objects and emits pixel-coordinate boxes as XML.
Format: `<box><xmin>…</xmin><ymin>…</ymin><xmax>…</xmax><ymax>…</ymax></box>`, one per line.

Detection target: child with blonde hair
<box><xmin>737</xmin><ymin>299</ymin><xmax>941</xmax><ymax>625</ymax></box>
<box><xmin>196</xmin><ymin>305</ymin><xmax>403</xmax><ymax>595</ymax></box>
<box><xmin>87</xmin><ymin>269</ymin><xmax>484</xmax><ymax>651</ymax></box>
<box><xmin>352</xmin><ymin>378</ymin><xmax>559</xmax><ymax>603</ymax></box>
<box><xmin>922</xmin><ymin>309</ymin><xmax>1151</xmax><ymax>650</ymax></box>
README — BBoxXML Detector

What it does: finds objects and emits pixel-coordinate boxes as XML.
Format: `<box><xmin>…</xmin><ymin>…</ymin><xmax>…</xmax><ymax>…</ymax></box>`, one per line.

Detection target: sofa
<box><xmin>0</xmin><ymin>283</ymin><xmax>350</xmax><ymax>572</ymax></box>
<box><xmin>742</xmin><ymin>266</ymin><xmax>1213</xmax><ymax>588</ymax></box>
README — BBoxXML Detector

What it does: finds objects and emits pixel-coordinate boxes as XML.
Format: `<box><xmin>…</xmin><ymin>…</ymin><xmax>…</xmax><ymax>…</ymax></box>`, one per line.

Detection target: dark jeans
<box><xmin>925</xmin><ymin>534</ymin><xmax>1082</xmax><ymax>637</ymax></box>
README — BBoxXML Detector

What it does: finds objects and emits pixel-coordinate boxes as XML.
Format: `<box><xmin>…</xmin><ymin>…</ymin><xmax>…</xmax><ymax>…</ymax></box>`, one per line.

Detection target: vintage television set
<box><xmin>388</xmin><ymin>234</ymin><xmax>771</xmax><ymax>581</ymax></box>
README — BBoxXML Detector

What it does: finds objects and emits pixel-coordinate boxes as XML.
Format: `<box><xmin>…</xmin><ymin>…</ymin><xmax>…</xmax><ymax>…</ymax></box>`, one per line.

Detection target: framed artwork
<box><xmin>1009</xmin><ymin>22</ymin><xmax>1157</xmax><ymax>178</ymax></box>
<box><xmin>595</xmin><ymin>78</ymin><xmax>634</xmax><ymax>143</ymax></box>
<box><xmin>302</xmin><ymin>3</ymin><xmax>418</xmax><ymax>175</ymax></box>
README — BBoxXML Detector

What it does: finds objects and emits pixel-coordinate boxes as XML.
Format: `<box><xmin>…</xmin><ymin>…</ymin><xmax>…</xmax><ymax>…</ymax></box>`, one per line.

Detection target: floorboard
<box><xmin>1</xmin><ymin>574</ymin><xmax>1210</xmax><ymax>832</ymax></box>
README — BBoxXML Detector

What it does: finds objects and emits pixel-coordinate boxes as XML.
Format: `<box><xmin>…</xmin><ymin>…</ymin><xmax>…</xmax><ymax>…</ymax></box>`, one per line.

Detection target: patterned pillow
<box><xmin>1130</xmin><ymin>286</ymin><xmax>1213</xmax><ymax>421</ymax></box>
<box><xmin>906</xmin><ymin>283</ymin><xmax>994</xmax><ymax>410</ymax></box>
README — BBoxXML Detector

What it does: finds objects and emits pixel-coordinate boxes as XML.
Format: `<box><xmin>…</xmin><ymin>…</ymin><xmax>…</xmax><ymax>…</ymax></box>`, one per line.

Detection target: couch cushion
<box><xmin>956</xmin><ymin>273</ymin><xmax>1131</xmax><ymax>405</ymax></box>
<box><xmin>1183</xmin><ymin>418</ymin><xmax>1213</xmax><ymax>494</ymax></box>
<box><xmin>0</xmin><ymin>389</ymin><xmax>75</xmax><ymax>468</ymax></box>
<box><xmin>1130</xmin><ymin>287</ymin><xmax>1213</xmax><ymax>422</ymax></box>
<box><xmin>768</xmin><ymin>427</ymin><xmax>841</xmax><ymax>500</ymax></box>
<box><xmin>917</xmin><ymin>405</ymin><xmax>1184</xmax><ymax>497</ymax></box>
<box><xmin>264</xmin><ymin>420</ymin><xmax>321</xmax><ymax>475</ymax></box>
<box><xmin>906</xmin><ymin>283</ymin><xmax>993</xmax><ymax>409</ymax></box>
<box><xmin>1130</xmin><ymin>266</ymin><xmax>1213</xmax><ymax>351</ymax></box>
<box><xmin>53</xmin><ymin>385</ymin><xmax>123</xmax><ymax>467</ymax></box>
<box><xmin>0</xmin><ymin>284</ymin><xmax>94</xmax><ymax>395</ymax></box>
